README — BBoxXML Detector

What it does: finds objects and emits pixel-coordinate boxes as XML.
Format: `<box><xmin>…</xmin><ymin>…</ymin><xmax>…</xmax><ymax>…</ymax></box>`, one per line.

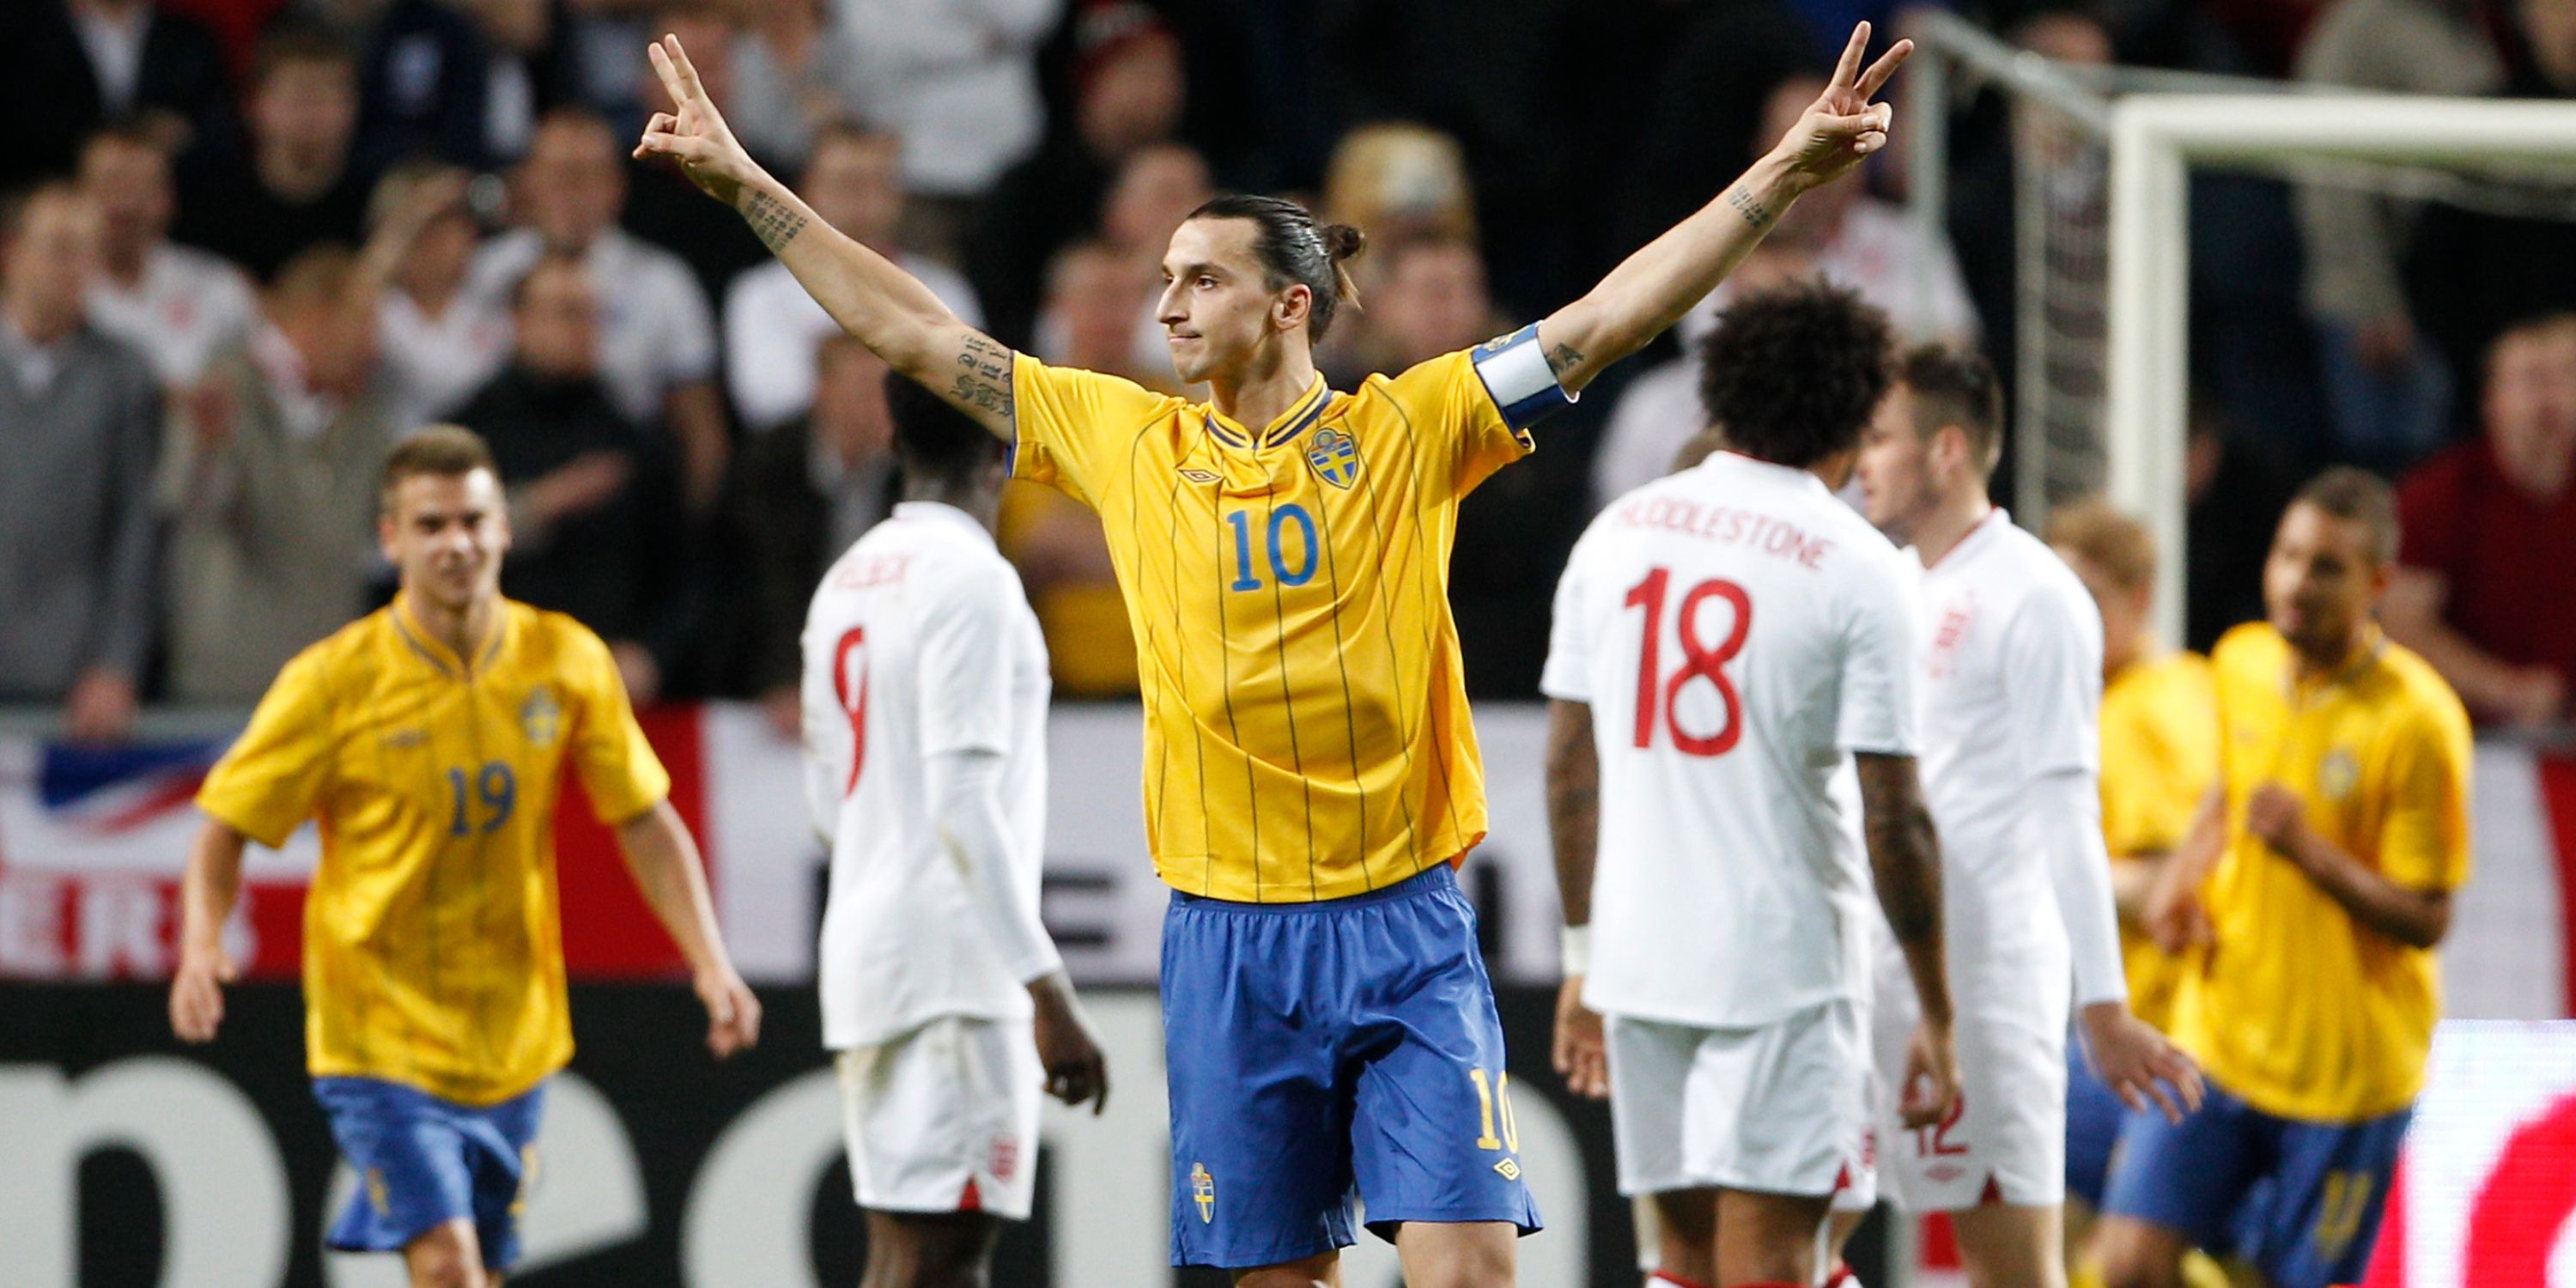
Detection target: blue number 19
<box><xmin>447</xmin><ymin>762</ymin><xmax>517</xmax><ymax>836</ymax></box>
<box><xmin>1225</xmin><ymin>504</ymin><xmax>1318</xmax><ymax>592</ymax></box>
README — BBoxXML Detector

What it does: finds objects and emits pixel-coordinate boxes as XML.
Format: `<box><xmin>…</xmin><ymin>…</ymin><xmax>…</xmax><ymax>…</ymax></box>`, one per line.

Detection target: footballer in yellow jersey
<box><xmin>639</xmin><ymin>21</ymin><xmax>1911</xmax><ymax>1280</ymax></box>
<box><xmin>169</xmin><ymin>428</ymin><xmax>760</xmax><ymax>1286</ymax></box>
<box><xmin>2098</xmin><ymin>471</ymin><xmax>2472</xmax><ymax>1288</ymax></box>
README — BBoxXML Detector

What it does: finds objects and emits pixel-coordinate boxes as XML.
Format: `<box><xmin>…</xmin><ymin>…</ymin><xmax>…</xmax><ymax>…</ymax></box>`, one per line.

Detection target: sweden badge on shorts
<box><xmin>1306</xmin><ymin>428</ymin><xmax>1361</xmax><ymax>489</ymax></box>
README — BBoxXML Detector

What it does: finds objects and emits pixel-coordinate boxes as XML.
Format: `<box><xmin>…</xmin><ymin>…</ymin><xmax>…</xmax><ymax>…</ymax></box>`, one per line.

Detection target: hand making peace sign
<box><xmin>1773</xmin><ymin>21</ymin><xmax>1914</xmax><ymax>189</ymax></box>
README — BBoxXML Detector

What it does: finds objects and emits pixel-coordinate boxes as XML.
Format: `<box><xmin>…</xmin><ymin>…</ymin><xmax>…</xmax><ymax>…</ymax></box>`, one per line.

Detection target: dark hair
<box><xmin>1183</xmin><ymin>193</ymin><xmax>1367</xmax><ymax>341</ymax></box>
<box><xmin>252</xmin><ymin>21</ymin><xmax>355</xmax><ymax>88</ymax></box>
<box><xmin>1894</xmin><ymin>343</ymin><xmax>2004</xmax><ymax>475</ymax></box>
<box><xmin>1696</xmin><ymin>283</ymin><xmax>1894</xmax><ymax>469</ymax></box>
<box><xmin>380</xmin><ymin>425</ymin><xmax>498</xmax><ymax>512</ymax></box>
<box><xmin>2289</xmin><ymin>465</ymin><xmax>2400</xmax><ymax>566</ymax></box>
<box><xmin>886</xmin><ymin>371</ymin><xmax>1005</xmax><ymax>483</ymax></box>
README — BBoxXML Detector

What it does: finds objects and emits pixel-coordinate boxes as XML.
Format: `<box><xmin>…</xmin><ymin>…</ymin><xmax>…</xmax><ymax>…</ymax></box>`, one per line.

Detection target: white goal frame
<box><xmin>2105</xmin><ymin>94</ymin><xmax>2576</xmax><ymax>641</ymax></box>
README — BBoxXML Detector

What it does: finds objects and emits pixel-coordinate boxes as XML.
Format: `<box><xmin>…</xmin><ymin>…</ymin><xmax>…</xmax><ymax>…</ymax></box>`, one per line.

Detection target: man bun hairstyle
<box><xmin>1697</xmin><ymin>281</ymin><xmax>1895</xmax><ymax>470</ymax></box>
<box><xmin>1186</xmin><ymin>193</ymin><xmax>1368</xmax><ymax>340</ymax></box>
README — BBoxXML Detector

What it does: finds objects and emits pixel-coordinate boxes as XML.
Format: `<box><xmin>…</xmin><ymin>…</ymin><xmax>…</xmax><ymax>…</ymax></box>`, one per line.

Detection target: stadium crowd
<box><xmin>3</xmin><ymin>0</ymin><xmax>2573</xmax><ymax>740</ymax></box>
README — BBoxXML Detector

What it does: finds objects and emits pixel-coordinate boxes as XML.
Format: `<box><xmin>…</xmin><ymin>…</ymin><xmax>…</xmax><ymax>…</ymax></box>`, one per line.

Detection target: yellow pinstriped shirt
<box><xmin>2098</xmin><ymin>650</ymin><xmax>2219</xmax><ymax>1031</ymax></box>
<box><xmin>197</xmin><ymin>598</ymin><xmax>669</xmax><ymax>1104</ymax></box>
<box><xmin>1009</xmin><ymin>335</ymin><xmax>1549</xmax><ymax>902</ymax></box>
<box><xmin>2171</xmin><ymin>624</ymin><xmax>2472</xmax><ymax>1121</ymax></box>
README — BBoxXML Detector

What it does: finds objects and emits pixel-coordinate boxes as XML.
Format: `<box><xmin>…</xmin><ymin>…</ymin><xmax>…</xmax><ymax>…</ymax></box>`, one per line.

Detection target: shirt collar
<box><xmin>1202</xmin><ymin>375</ymin><xmax>1332</xmax><ymax>451</ymax></box>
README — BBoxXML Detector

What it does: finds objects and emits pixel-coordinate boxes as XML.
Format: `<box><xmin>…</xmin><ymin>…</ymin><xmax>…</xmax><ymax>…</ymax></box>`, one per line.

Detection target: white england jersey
<box><xmin>1542</xmin><ymin>452</ymin><xmax>1924</xmax><ymax>1029</ymax></box>
<box><xmin>1907</xmin><ymin>509</ymin><xmax>2102</xmax><ymax>1005</ymax></box>
<box><xmin>802</xmin><ymin>501</ymin><xmax>1051</xmax><ymax>1049</ymax></box>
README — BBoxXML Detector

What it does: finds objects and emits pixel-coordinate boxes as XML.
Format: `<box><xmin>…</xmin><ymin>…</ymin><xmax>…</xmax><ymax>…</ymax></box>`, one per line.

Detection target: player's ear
<box><xmin>1273</xmin><ymin>281</ymin><xmax>1312</xmax><ymax>334</ymax></box>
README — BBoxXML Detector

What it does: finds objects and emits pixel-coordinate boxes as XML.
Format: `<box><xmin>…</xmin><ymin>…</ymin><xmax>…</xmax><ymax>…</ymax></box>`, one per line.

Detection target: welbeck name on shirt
<box><xmin>1609</xmin><ymin>495</ymin><xmax>1836</xmax><ymax>571</ymax></box>
<box><xmin>829</xmin><ymin>552</ymin><xmax>914</xmax><ymax>590</ymax></box>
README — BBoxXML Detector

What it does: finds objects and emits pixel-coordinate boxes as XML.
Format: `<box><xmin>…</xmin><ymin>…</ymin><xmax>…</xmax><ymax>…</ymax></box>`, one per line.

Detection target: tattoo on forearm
<box><xmin>950</xmin><ymin>334</ymin><xmax>1016</xmax><ymax>419</ymax></box>
<box><xmin>742</xmin><ymin>191</ymin><xmax>809</xmax><ymax>254</ymax></box>
<box><xmin>1726</xmin><ymin>185</ymin><xmax>1777</xmax><ymax>232</ymax></box>
<box><xmin>1546</xmin><ymin>342</ymin><xmax>1587</xmax><ymax>382</ymax></box>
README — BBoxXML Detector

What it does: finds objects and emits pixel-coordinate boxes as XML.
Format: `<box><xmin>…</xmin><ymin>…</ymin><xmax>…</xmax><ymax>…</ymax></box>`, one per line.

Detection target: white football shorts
<box><xmin>1606</xmin><ymin>998</ymin><xmax>1872</xmax><ymax>1200</ymax></box>
<box><xmin>835</xmin><ymin>1014</ymin><xmax>1043</xmax><ymax>1220</ymax></box>
<box><xmin>1853</xmin><ymin>951</ymin><xmax>2069</xmax><ymax>1213</ymax></box>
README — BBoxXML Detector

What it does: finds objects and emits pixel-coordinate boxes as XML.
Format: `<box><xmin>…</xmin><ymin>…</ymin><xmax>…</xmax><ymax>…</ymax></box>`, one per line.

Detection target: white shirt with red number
<box><xmin>1908</xmin><ymin>509</ymin><xmax>2103</xmax><ymax>1009</ymax></box>
<box><xmin>802</xmin><ymin>501</ymin><xmax>1051</xmax><ymax>1049</ymax></box>
<box><xmin>1543</xmin><ymin>452</ymin><xmax>1924</xmax><ymax>1029</ymax></box>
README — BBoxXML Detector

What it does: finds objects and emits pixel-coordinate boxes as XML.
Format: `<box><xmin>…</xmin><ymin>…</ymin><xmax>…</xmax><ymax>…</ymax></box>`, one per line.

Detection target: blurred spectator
<box><xmin>161</xmin><ymin>243</ymin><xmax>405</xmax><ymax>702</ymax></box>
<box><xmin>1030</xmin><ymin>238</ymin><xmax>1178</xmax><ymax>395</ymax></box>
<box><xmin>0</xmin><ymin>184</ymin><xmax>160</xmax><ymax>739</ymax></box>
<box><xmin>723</xmin><ymin>124</ymin><xmax>982</xmax><ymax>432</ymax></box>
<box><xmin>1098</xmin><ymin>143</ymin><xmax>1214</xmax><ymax>378</ymax></box>
<box><xmin>1321</xmin><ymin>123</ymin><xmax>1477</xmax><ymax>252</ymax></box>
<box><xmin>2293</xmin><ymin>0</ymin><xmax>2498</xmax><ymax>472</ymax></box>
<box><xmin>723</xmin><ymin>0</ymin><xmax>864</xmax><ymax>172</ymax></box>
<box><xmin>370</xmin><ymin>161</ymin><xmax>507</xmax><ymax>418</ymax></box>
<box><xmin>2407</xmin><ymin>0</ymin><xmax>2576</xmax><ymax>393</ymax></box>
<box><xmin>462</xmin><ymin>0</ymin><xmax>578</xmax><ymax>165</ymax></box>
<box><xmin>471</xmin><ymin>107</ymin><xmax>728</xmax><ymax>513</ymax></box>
<box><xmin>302</xmin><ymin>0</ymin><xmax>494</xmax><ymax>172</ymax></box>
<box><xmin>833</xmin><ymin>0</ymin><xmax>1061</xmax><ymax>246</ymax></box>
<box><xmin>2386</xmin><ymin>314</ymin><xmax>2576</xmax><ymax>727</ymax></box>
<box><xmin>77</xmin><ymin>123</ymin><xmax>261</xmax><ymax>388</ymax></box>
<box><xmin>621</xmin><ymin>2</ymin><xmax>769</xmax><ymax>309</ymax></box>
<box><xmin>1328</xmin><ymin>236</ymin><xmax>1503</xmax><ymax>387</ymax></box>
<box><xmin>1590</xmin><ymin>72</ymin><xmax>1977</xmax><ymax>512</ymax></box>
<box><xmin>174</xmin><ymin>21</ymin><xmax>371</xmax><ymax>283</ymax></box>
<box><xmin>458</xmin><ymin>252</ymin><xmax>695</xmax><ymax>705</ymax></box>
<box><xmin>728</xmin><ymin>334</ymin><xmax>901</xmax><ymax>732</ymax></box>
<box><xmin>6</xmin><ymin>0</ymin><xmax>237</xmax><ymax>185</ymax></box>
<box><xmin>968</xmin><ymin>0</ymin><xmax>1184</xmax><ymax>345</ymax></box>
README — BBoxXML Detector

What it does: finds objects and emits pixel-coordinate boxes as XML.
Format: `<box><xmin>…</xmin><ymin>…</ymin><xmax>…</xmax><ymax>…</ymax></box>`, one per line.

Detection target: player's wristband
<box><xmin>1558</xmin><ymin>924</ymin><xmax>1591</xmax><ymax>975</ymax></box>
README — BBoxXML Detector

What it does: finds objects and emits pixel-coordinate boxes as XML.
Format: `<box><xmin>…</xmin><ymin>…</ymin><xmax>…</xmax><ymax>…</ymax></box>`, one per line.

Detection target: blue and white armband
<box><xmin>1470</xmin><ymin>323</ymin><xmax>1580</xmax><ymax>431</ymax></box>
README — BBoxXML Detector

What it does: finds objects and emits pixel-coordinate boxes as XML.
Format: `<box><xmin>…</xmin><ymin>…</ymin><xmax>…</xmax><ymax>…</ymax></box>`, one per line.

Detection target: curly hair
<box><xmin>1696</xmin><ymin>283</ymin><xmax>1895</xmax><ymax>470</ymax></box>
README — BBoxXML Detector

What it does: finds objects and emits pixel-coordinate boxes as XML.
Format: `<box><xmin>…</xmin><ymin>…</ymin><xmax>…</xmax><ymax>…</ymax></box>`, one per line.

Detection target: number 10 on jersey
<box><xmin>1622</xmin><ymin>567</ymin><xmax>1753</xmax><ymax>757</ymax></box>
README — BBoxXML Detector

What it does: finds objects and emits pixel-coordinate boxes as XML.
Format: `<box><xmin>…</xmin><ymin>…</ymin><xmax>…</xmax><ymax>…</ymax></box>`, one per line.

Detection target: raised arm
<box><xmin>1534</xmin><ymin>22</ymin><xmax>1910</xmax><ymax>392</ymax></box>
<box><xmin>633</xmin><ymin>34</ymin><xmax>1018</xmax><ymax>440</ymax></box>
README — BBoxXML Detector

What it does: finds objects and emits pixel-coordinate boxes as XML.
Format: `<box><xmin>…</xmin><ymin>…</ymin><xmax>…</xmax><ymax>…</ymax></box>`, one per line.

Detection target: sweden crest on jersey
<box><xmin>1307</xmin><ymin>427</ymin><xmax>1361</xmax><ymax>488</ymax></box>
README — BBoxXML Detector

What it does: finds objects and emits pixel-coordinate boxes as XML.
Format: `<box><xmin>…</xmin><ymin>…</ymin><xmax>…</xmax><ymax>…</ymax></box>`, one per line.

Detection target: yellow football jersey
<box><xmin>197</xmin><ymin>597</ymin><xmax>670</xmax><ymax>1105</ymax></box>
<box><xmin>2098</xmin><ymin>650</ymin><xmax>2219</xmax><ymax>1030</ymax></box>
<box><xmin>2171</xmin><ymin>623</ymin><xmax>2472</xmax><ymax>1121</ymax></box>
<box><xmin>1009</xmin><ymin>333</ymin><xmax>1546</xmax><ymax>902</ymax></box>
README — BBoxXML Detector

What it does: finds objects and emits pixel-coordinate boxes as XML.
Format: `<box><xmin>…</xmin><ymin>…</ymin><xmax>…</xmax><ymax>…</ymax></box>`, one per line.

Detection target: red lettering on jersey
<box><xmin>1609</xmin><ymin>495</ymin><xmax>1834</xmax><ymax>569</ymax></box>
<box><xmin>1928</xmin><ymin>595</ymin><xmax>1977</xmax><ymax>680</ymax></box>
<box><xmin>831</xmin><ymin>553</ymin><xmax>913</xmax><ymax>590</ymax></box>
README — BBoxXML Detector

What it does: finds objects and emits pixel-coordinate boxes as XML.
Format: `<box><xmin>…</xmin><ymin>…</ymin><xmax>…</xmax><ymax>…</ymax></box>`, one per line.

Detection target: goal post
<box><xmin>2105</xmin><ymin>94</ymin><xmax>2576</xmax><ymax>642</ymax></box>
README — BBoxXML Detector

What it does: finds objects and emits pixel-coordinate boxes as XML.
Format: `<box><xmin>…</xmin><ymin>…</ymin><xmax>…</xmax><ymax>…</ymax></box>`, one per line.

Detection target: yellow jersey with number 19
<box><xmin>2098</xmin><ymin>649</ymin><xmax>2219</xmax><ymax>1030</ymax></box>
<box><xmin>2170</xmin><ymin>623</ymin><xmax>2472</xmax><ymax>1122</ymax></box>
<box><xmin>196</xmin><ymin>597</ymin><xmax>670</xmax><ymax>1106</ymax></box>
<box><xmin>1008</xmin><ymin>325</ymin><xmax>1562</xmax><ymax>903</ymax></box>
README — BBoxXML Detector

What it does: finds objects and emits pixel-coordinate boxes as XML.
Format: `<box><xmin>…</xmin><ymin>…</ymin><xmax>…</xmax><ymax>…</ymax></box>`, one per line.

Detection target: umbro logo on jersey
<box><xmin>1179</xmin><ymin>467</ymin><xmax>1220</xmax><ymax>484</ymax></box>
<box><xmin>383</xmin><ymin>728</ymin><xmax>428</xmax><ymax>749</ymax></box>
<box><xmin>1307</xmin><ymin>428</ymin><xmax>1361</xmax><ymax>489</ymax></box>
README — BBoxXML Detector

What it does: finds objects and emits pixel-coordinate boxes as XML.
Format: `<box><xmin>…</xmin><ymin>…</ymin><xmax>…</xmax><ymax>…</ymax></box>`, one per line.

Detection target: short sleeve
<box><xmin>2377</xmin><ymin>702</ymin><xmax>2474</xmax><ymax>892</ymax></box>
<box><xmin>1837</xmin><ymin>549</ymin><xmax>1924</xmax><ymax>755</ymax></box>
<box><xmin>563</xmin><ymin>625</ymin><xmax>672</xmax><ymax>824</ymax></box>
<box><xmin>1538</xmin><ymin>528</ymin><xmax>1599</xmax><ymax>702</ymax></box>
<box><xmin>2394</xmin><ymin>450</ymin><xmax>2468</xmax><ymax>573</ymax></box>
<box><xmin>914</xmin><ymin>562</ymin><xmax>1019</xmax><ymax>757</ymax></box>
<box><xmin>1385</xmin><ymin>325</ymin><xmax>1569</xmax><ymax>499</ymax></box>
<box><xmin>2002</xmin><ymin>580</ymin><xmax>2105</xmax><ymax>780</ymax></box>
<box><xmin>197</xmin><ymin>652</ymin><xmax>337</xmax><ymax>848</ymax></box>
<box><xmin>1008</xmin><ymin>353</ymin><xmax>1178</xmax><ymax>508</ymax></box>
